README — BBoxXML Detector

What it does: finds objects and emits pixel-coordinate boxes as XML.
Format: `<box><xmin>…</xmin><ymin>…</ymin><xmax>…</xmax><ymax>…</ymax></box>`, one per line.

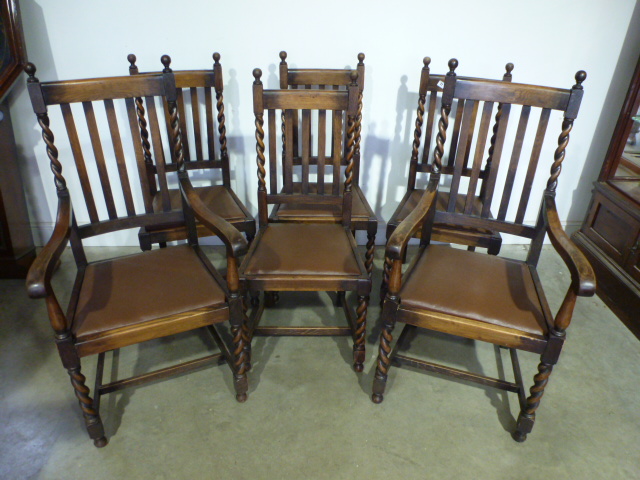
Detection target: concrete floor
<box><xmin>1</xmin><ymin>244</ymin><xmax>639</xmax><ymax>479</ymax></box>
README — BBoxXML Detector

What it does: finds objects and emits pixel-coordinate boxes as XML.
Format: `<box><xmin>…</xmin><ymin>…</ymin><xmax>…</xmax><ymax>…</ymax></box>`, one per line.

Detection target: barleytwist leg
<box><xmin>513</xmin><ymin>361</ymin><xmax>554</xmax><ymax>442</ymax></box>
<box><xmin>67</xmin><ymin>367</ymin><xmax>107</xmax><ymax>447</ymax></box>
<box><xmin>365</xmin><ymin>233</ymin><xmax>375</xmax><ymax>279</ymax></box>
<box><xmin>372</xmin><ymin>316</ymin><xmax>395</xmax><ymax>404</ymax></box>
<box><xmin>353</xmin><ymin>296</ymin><xmax>368</xmax><ymax>372</ymax></box>
<box><xmin>379</xmin><ymin>255</ymin><xmax>392</xmax><ymax>306</ymax></box>
<box><xmin>231</xmin><ymin>324</ymin><xmax>249</xmax><ymax>403</ymax></box>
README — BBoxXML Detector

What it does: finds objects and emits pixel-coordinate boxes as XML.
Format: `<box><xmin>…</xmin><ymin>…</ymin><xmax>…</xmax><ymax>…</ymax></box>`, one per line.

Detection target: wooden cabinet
<box><xmin>573</xmin><ymin>56</ymin><xmax>640</xmax><ymax>338</ymax></box>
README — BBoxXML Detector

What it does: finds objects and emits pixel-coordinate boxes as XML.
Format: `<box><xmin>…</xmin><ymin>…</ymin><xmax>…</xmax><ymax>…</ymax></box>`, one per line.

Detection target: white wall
<box><xmin>8</xmin><ymin>0</ymin><xmax>640</xmax><ymax>246</ymax></box>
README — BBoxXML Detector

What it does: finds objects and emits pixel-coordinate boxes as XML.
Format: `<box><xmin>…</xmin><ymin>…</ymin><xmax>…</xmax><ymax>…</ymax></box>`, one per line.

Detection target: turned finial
<box><xmin>279</xmin><ymin>51</ymin><xmax>287</xmax><ymax>64</ymax></box>
<box><xmin>423</xmin><ymin>57</ymin><xmax>431</xmax><ymax>68</ymax></box>
<box><xmin>24</xmin><ymin>62</ymin><xmax>38</xmax><ymax>82</ymax></box>
<box><xmin>127</xmin><ymin>54</ymin><xmax>137</xmax><ymax>68</ymax></box>
<box><xmin>350</xmin><ymin>71</ymin><xmax>359</xmax><ymax>85</ymax></box>
<box><xmin>213</xmin><ymin>52</ymin><xmax>221</xmax><ymax>64</ymax></box>
<box><xmin>505</xmin><ymin>62</ymin><xmax>514</xmax><ymax>76</ymax></box>
<box><xmin>448</xmin><ymin>58</ymin><xmax>458</xmax><ymax>74</ymax></box>
<box><xmin>161</xmin><ymin>55</ymin><xmax>172</xmax><ymax>73</ymax></box>
<box><xmin>253</xmin><ymin>68</ymin><xmax>263</xmax><ymax>84</ymax></box>
<box><xmin>357</xmin><ymin>52</ymin><xmax>365</xmax><ymax>65</ymax></box>
<box><xmin>574</xmin><ymin>70</ymin><xmax>587</xmax><ymax>89</ymax></box>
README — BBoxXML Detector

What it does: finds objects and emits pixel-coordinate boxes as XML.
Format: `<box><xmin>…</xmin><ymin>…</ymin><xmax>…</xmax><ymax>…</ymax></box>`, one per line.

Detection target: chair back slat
<box><xmin>480</xmin><ymin>102</ymin><xmax>511</xmax><ymax>218</ymax></box>
<box><xmin>59</xmin><ymin>103</ymin><xmax>99</xmax><ymax>223</ymax></box>
<box><xmin>497</xmin><ymin>105</ymin><xmax>531</xmax><ymax>221</ymax></box>
<box><xmin>464</xmin><ymin>101</ymin><xmax>495</xmax><ymax>214</ymax></box>
<box><xmin>252</xmin><ymin>68</ymin><xmax>359</xmax><ymax>228</ymax></box>
<box><xmin>447</xmin><ymin>99</ymin><xmax>477</xmax><ymax>212</ymax></box>
<box><xmin>82</xmin><ymin>101</ymin><xmax>118</xmax><ymax>219</ymax></box>
<box><xmin>317</xmin><ymin>108</ymin><xmax>327</xmax><ymax>194</ymax></box>
<box><xmin>516</xmin><ymin>108</ymin><xmax>551</xmax><ymax>223</ymax></box>
<box><xmin>301</xmin><ymin>109</ymin><xmax>311</xmax><ymax>194</ymax></box>
<box><xmin>145</xmin><ymin>95</ymin><xmax>171</xmax><ymax>211</ymax></box>
<box><xmin>446</xmin><ymin>99</ymin><xmax>465</xmax><ymax>169</ymax></box>
<box><xmin>284</xmin><ymin>108</ymin><xmax>294</xmax><ymax>193</ymax></box>
<box><xmin>190</xmin><ymin>87</ymin><xmax>204</xmax><ymax>161</ymax></box>
<box><xmin>204</xmin><ymin>87</ymin><xmax>216</xmax><ymax>163</ymax></box>
<box><xmin>103</xmin><ymin>99</ymin><xmax>136</xmax><ymax>216</ymax></box>
<box><xmin>268</xmin><ymin>109</ymin><xmax>278</xmax><ymax>194</ymax></box>
<box><xmin>175</xmin><ymin>89</ymin><xmax>191</xmax><ymax>161</ymax></box>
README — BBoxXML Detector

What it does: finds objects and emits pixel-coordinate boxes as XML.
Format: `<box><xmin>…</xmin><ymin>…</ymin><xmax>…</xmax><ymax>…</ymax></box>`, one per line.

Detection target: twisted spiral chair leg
<box><xmin>68</xmin><ymin>367</ymin><xmax>107</xmax><ymax>447</ymax></box>
<box><xmin>372</xmin><ymin>318</ymin><xmax>395</xmax><ymax>404</ymax></box>
<box><xmin>365</xmin><ymin>233</ymin><xmax>376</xmax><ymax>279</ymax></box>
<box><xmin>513</xmin><ymin>361</ymin><xmax>554</xmax><ymax>442</ymax></box>
<box><xmin>241</xmin><ymin>297</ymin><xmax>253</xmax><ymax>372</ymax></box>
<box><xmin>231</xmin><ymin>325</ymin><xmax>249</xmax><ymax>403</ymax></box>
<box><xmin>379</xmin><ymin>255</ymin><xmax>392</xmax><ymax>306</ymax></box>
<box><xmin>353</xmin><ymin>296</ymin><xmax>368</xmax><ymax>372</ymax></box>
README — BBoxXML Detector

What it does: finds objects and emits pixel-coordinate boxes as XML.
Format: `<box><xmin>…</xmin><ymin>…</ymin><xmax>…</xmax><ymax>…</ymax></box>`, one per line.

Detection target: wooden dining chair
<box><xmin>240</xmin><ymin>69</ymin><xmax>371</xmax><ymax>372</ymax></box>
<box><xmin>127</xmin><ymin>53</ymin><xmax>255</xmax><ymax>250</ymax></box>
<box><xmin>269</xmin><ymin>51</ymin><xmax>377</xmax><ymax>278</ymax></box>
<box><xmin>372</xmin><ymin>59</ymin><xmax>595</xmax><ymax>442</ymax></box>
<box><xmin>24</xmin><ymin>61</ymin><xmax>249</xmax><ymax>447</ymax></box>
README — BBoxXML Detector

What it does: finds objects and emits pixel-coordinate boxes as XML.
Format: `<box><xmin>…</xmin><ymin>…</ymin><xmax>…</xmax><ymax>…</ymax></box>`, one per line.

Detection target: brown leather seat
<box><xmin>400</xmin><ymin>245</ymin><xmax>549</xmax><ymax>337</ymax></box>
<box><xmin>242</xmin><ymin>224</ymin><xmax>363</xmax><ymax>277</ymax></box>
<box><xmin>274</xmin><ymin>184</ymin><xmax>372</xmax><ymax>222</ymax></box>
<box><xmin>73</xmin><ymin>245</ymin><xmax>226</xmax><ymax>343</ymax></box>
<box><xmin>150</xmin><ymin>185</ymin><xmax>248</xmax><ymax>225</ymax></box>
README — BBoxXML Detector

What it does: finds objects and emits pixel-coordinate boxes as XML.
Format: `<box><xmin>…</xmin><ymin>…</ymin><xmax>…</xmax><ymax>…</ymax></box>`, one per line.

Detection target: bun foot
<box><xmin>236</xmin><ymin>393</ymin><xmax>248</xmax><ymax>403</ymax></box>
<box><xmin>371</xmin><ymin>393</ymin><xmax>383</xmax><ymax>404</ymax></box>
<box><xmin>512</xmin><ymin>431</ymin><xmax>527</xmax><ymax>443</ymax></box>
<box><xmin>354</xmin><ymin>362</ymin><xmax>364</xmax><ymax>373</ymax></box>
<box><xmin>93</xmin><ymin>437</ymin><xmax>108</xmax><ymax>448</ymax></box>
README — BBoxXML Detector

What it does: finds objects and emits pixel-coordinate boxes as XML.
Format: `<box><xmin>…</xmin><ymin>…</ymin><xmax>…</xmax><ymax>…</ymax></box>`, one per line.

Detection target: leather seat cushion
<box><xmin>395</xmin><ymin>189</ymin><xmax>483</xmax><ymax>224</ymax></box>
<box><xmin>400</xmin><ymin>245</ymin><xmax>548</xmax><ymax>336</ymax></box>
<box><xmin>242</xmin><ymin>223</ymin><xmax>362</xmax><ymax>276</ymax></box>
<box><xmin>73</xmin><ymin>245</ymin><xmax>226</xmax><ymax>339</ymax></box>
<box><xmin>152</xmin><ymin>185</ymin><xmax>247</xmax><ymax>222</ymax></box>
<box><xmin>276</xmin><ymin>184</ymin><xmax>371</xmax><ymax>220</ymax></box>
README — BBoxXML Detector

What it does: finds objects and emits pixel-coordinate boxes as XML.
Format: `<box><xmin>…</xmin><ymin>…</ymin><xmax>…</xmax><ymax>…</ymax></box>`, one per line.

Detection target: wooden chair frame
<box><xmin>24</xmin><ymin>62</ymin><xmax>249</xmax><ymax>447</ymax></box>
<box><xmin>127</xmin><ymin>53</ymin><xmax>255</xmax><ymax>250</ymax></box>
<box><xmin>372</xmin><ymin>60</ymin><xmax>596</xmax><ymax>442</ymax></box>
<box><xmin>270</xmin><ymin>51</ymin><xmax>377</xmax><ymax>278</ymax></box>
<box><xmin>240</xmin><ymin>68</ymin><xmax>371</xmax><ymax>372</ymax></box>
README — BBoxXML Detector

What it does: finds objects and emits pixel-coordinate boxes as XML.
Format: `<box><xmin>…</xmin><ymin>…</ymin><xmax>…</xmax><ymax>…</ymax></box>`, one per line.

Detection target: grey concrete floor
<box><xmin>1</xmin><ymin>244</ymin><xmax>639</xmax><ymax>479</ymax></box>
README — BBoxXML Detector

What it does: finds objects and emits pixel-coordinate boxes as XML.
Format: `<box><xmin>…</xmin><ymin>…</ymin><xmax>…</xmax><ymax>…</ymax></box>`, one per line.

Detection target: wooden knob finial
<box><xmin>279</xmin><ymin>51</ymin><xmax>287</xmax><ymax>63</ymax></box>
<box><xmin>423</xmin><ymin>57</ymin><xmax>431</xmax><ymax>67</ymax></box>
<box><xmin>213</xmin><ymin>52</ymin><xmax>221</xmax><ymax>64</ymax></box>
<box><xmin>24</xmin><ymin>62</ymin><xmax>37</xmax><ymax>81</ymax></box>
<box><xmin>350</xmin><ymin>70</ymin><xmax>359</xmax><ymax>85</ymax></box>
<box><xmin>357</xmin><ymin>53</ymin><xmax>365</xmax><ymax>65</ymax></box>
<box><xmin>127</xmin><ymin>54</ymin><xmax>137</xmax><ymax>67</ymax></box>
<box><xmin>161</xmin><ymin>55</ymin><xmax>172</xmax><ymax>73</ymax></box>
<box><xmin>505</xmin><ymin>63</ymin><xmax>514</xmax><ymax>74</ymax></box>
<box><xmin>253</xmin><ymin>68</ymin><xmax>263</xmax><ymax>83</ymax></box>
<box><xmin>574</xmin><ymin>70</ymin><xmax>587</xmax><ymax>88</ymax></box>
<box><xmin>448</xmin><ymin>58</ymin><xmax>458</xmax><ymax>73</ymax></box>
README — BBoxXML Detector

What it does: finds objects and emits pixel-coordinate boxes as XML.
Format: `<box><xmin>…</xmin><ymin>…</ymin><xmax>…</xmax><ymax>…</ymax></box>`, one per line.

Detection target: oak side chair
<box><xmin>24</xmin><ymin>62</ymin><xmax>250</xmax><ymax>447</ymax></box>
<box><xmin>240</xmin><ymin>69</ymin><xmax>371</xmax><ymax>372</ymax></box>
<box><xmin>372</xmin><ymin>59</ymin><xmax>595</xmax><ymax>442</ymax></box>
<box><xmin>127</xmin><ymin>53</ymin><xmax>255</xmax><ymax>250</ymax></box>
<box><xmin>381</xmin><ymin>58</ymin><xmax>515</xmax><ymax>301</ymax></box>
<box><xmin>271</xmin><ymin>51</ymin><xmax>377</xmax><ymax>281</ymax></box>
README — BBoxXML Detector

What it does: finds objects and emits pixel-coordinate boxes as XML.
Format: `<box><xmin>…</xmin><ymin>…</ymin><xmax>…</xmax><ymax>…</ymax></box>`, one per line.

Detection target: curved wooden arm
<box><xmin>26</xmin><ymin>195</ymin><xmax>72</xmax><ymax>299</ymax></box>
<box><xmin>386</xmin><ymin>180</ymin><xmax>438</xmax><ymax>261</ymax></box>
<box><xmin>544</xmin><ymin>195</ymin><xmax>595</xmax><ymax>297</ymax></box>
<box><xmin>179</xmin><ymin>175</ymin><xmax>248</xmax><ymax>258</ymax></box>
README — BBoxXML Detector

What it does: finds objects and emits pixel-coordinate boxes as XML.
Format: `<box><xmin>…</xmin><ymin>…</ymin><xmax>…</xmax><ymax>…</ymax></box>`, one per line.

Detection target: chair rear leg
<box><xmin>67</xmin><ymin>365</ymin><xmax>107</xmax><ymax>447</ymax></box>
<box><xmin>513</xmin><ymin>361</ymin><xmax>554</xmax><ymax>442</ymax></box>
<box><xmin>372</xmin><ymin>309</ymin><xmax>397</xmax><ymax>403</ymax></box>
<box><xmin>231</xmin><ymin>323</ymin><xmax>249</xmax><ymax>403</ymax></box>
<box><xmin>353</xmin><ymin>295</ymin><xmax>368</xmax><ymax>372</ymax></box>
<box><xmin>365</xmin><ymin>232</ymin><xmax>376</xmax><ymax>279</ymax></box>
<box><xmin>379</xmin><ymin>255</ymin><xmax>392</xmax><ymax>306</ymax></box>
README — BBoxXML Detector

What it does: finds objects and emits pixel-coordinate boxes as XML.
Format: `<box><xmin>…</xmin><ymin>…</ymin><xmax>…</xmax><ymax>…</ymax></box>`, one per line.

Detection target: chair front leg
<box><xmin>379</xmin><ymin>254</ymin><xmax>392</xmax><ymax>306</ymax></box>
<box><xmin>372</xmin><ymin>304</ymin><xmax>397</xmax><ymax>404</ymax></box>
<box><xmin>353</xmin><ymin>295</ymin><xmax>368</xmax><ymax>372</ymax></box>
<box><xmin>56</xmin><ymin>333</ymin><xmax>107</xmax><ymax>447</ymax></box>
<box><xmin>513</xmin><ymin>361</ymin><xmax>554</xmax><ymax>442</ymax></box>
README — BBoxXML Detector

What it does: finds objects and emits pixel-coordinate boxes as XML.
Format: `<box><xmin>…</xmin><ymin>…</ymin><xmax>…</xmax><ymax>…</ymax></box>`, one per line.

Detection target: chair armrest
<box><xmin>386</xmin><ymin>180</ymin><xmax>438</xmax><ymax>261</ymax></box>
<box><xmin>179</xmin><ymin>175</ymin><xmax>248</xmax><ymax>258</ymax></box>
<box><xmin>26</xmin><ymin>195</ymin><xmax>72</xmax><ymax>299</ymax></box>
<box><xmin>544</xmin><ymin>195</ymin><xmax>595</xmax><ymax>297</ymax></box>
